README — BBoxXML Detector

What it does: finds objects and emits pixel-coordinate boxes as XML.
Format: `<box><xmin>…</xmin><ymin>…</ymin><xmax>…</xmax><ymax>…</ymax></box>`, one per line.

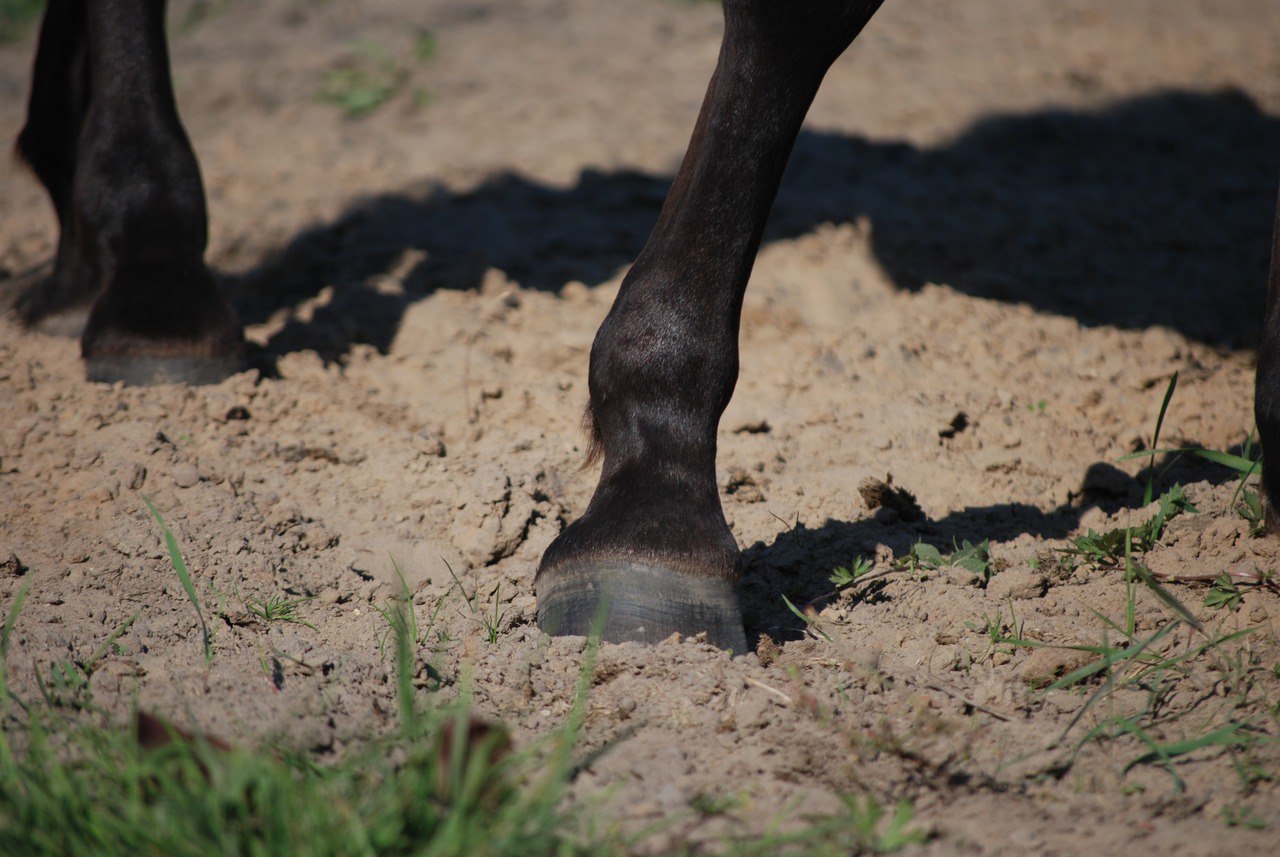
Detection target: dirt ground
<box><xmin>3</xmin><ymin>0</ymin><xmax>1280</xmax><ymax>853</ymax></box>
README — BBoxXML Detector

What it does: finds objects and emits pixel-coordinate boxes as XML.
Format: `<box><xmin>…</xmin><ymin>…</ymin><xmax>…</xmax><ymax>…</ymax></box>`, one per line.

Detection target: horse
<box><xmin>13</xmin><ymin>0</ymin><xmax>1280</xmax><ymax>654</ymax></box>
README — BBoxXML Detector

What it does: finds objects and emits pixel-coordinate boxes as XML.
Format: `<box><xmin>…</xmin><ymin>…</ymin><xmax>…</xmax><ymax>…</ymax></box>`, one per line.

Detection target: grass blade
<box><xmin>1046</xmin><ymin>625</ymin><xmax>1173</xmax><ymax>691</ymax></box>
<box><xmin>0</xmin><ymin>575</ymin><xmax>32</xmax><ymax>713</ymax></box>
<box><xmin>1</xmin><ymin>575</ymin><xmax>30</xmax><ymax>660</ymax></box>
<box><xmin>143</xmin><ymin>496</ymin><xmax>212</xmax><ymax>663</ymax></box>
<box><xmin>782</xmin><ymin>593</ymin><xmax>833</xmax><ymax>643</ymax></box>
<box><xmin>85</xmin><ymin>611</ymin><xmax>141</xmax><ymax>670</ymax></box>
<box><xmin>1123</xmin><ymin>720</ymin><xmax>1255</xmax><ymax>792</ymax></box>
<box><xmin>1127</xmin><ymin>721</ymin><xmax>1254</xmax><ymax>767</ymax></box>
<box><xmin>1144</xmin><ymin>371</ymin><xmax>1178</xmax><ymax>506</ymax></box>
<box><xmin>1128</xmin><ymin>563</ymin><xmax>1204</xmax><ymax>635</ymax></box>
<box><xmin>1117</xmin><ymin>446</ymin><xmax>1259</xmax><ymax>475</ymax></box>
<box><xmin>1191</xmin><ymin>448</ymin><xmax>1260</xmax><ymax>475</ymax></box>
<box><xmin>1116</xmin><ymin>447</ymin><xmax>1191</xmax><ymax>461</ymax></box>
<box><xmin>1113</xmin><ymin>716</ymin><xmax>1185</xmax><ymax>792</ymax></box>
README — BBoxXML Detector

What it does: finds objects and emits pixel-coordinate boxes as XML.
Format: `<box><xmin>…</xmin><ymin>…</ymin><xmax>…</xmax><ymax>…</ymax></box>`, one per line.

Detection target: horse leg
<box><xmin>1256</xmin><ymin>190</ymin><xmax>1280</xmax><ymax>532</ymax></box>
<box><xmin>537</xmin><ymin>0</ymin><xmax>885</xmax><ymax>651</ymax></box>
<box><xmin>12</xmin><ymin>0</ymin><xmax>93</xmax><ymax>329</ymax></box>
<box><xmin>73</xmin><ymin>0</ymin><xmax>241</xmax><ymax>385</ymax></box>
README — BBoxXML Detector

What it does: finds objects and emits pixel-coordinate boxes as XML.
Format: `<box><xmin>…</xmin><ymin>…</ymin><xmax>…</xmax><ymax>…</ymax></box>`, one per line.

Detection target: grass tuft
<box><xmin>1059</xmin><ymin>484</ymin><xmax>1196</xmax><ymax>571</ymax></box>
<box><xmin>143</xmin><ymin>495</ymin><xmax>212</xmax><ymax>662</ymax></box>
<box><xmin>247</xmin><ymin>594</ymin><xmax>317</xmax><ymax>631</ymax></box>
<box><xmin>0</xmin><ymin>578</ymin><xmax>599</xmax><ymax>857</ymax></box>
<box><xmin>318</xmin><ymin>33</ymin><xmax>438</xmax><ymax>118</ymax></box>
<box><xmin>897</xmin><ymin>539</ymin><xmax>997</xmax><ymax>584</ymax></box>
<box><xmin>444</xmin><ymin>559</ymin><xmax>508</xmax><ymax>644</ymax></box>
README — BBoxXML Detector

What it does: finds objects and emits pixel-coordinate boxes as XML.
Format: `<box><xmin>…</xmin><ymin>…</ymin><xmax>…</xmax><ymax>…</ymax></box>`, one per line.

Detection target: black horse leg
<box><xmin>72</xmin><ymin>0</ymin><xmax>240</xmax><ymax>384</ymax></box>
<box><xmin>12</xmin><ymin>0</ymin><xmax>93</xmax><ymax>328</ymax></box>
<box><xmin>536</xmin><ymin>1</ymin><xmax>885</xmax><ymax>651</ymax></box>
<box><xmin>1255</xmin><ymin>190</ymin><xmax>1280</xmax><ymax>532</ymax></box>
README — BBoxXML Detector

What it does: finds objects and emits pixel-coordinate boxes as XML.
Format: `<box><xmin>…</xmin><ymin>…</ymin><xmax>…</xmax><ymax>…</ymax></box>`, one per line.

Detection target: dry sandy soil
<box><xmin>3</xmin><ymin>0</ymin><xmax>1280</xmax><ymax>853</ymax></box>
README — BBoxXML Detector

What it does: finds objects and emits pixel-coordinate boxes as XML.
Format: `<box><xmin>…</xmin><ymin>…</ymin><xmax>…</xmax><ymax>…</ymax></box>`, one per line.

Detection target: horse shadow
<box><xmin>226</xmin><ymin>87</ymin><xmax>1280</xmax><ymax>365</ymax></box>
<box><xmin>738</xmin><ymin>451</ymin><xmax>1248</xmax><ymax>643</ymax></box>
<box><xmin>219</xmin><ymin>89</ymin><xmax>1273</xmax><ymax>637</ymax></box>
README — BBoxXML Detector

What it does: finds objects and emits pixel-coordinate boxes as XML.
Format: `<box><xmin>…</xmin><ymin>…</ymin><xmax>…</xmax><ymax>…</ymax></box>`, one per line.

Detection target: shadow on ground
<box><xmin>777</xmin><ymin>88</ymin><xmax>1278</xmax><ymax>350</ymax></box>
<box><xmin>222</xmin><ymin>88</ymin><xmax>1279</xmax><ymax>363</ymax></box>
<box><xmin>739</xmin><ymin>451</ymin><xmax>1249</xmax><ymax>643</ymax></box>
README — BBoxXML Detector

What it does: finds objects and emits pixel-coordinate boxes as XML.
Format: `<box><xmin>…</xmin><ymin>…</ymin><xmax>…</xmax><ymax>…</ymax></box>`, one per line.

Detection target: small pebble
<box><xmin>412</xmin><ymin>429</ymin><xmax>446</xmax><ymax>458</ymax></box>
<box><xmin>172</xmin><ymin>463</ymin><xmax>200</xmax><ymax>488</ymax></box>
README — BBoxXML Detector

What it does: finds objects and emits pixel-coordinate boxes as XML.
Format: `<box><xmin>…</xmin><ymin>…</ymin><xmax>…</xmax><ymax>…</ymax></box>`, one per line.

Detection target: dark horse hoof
<box><xmin>536</xmin><ymin>558</ymin><xmax>747</xmax><ymax>654</ymax></box>
<box><xmin>85</xmin><ymin>352</ymin><xmax>243</xmax><ymax>386</ymax></box>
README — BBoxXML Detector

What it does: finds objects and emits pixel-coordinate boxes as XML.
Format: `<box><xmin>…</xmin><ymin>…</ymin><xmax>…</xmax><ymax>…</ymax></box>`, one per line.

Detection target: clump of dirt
<box><xmin>2</xmin><ymin>0</ymin><xmax>1280</xmax><ymax>852</ymax></box>
<box><xmin>859</xmin><ymin>474</ymin><xmax>925</xmax><ymax>522</ymax></box>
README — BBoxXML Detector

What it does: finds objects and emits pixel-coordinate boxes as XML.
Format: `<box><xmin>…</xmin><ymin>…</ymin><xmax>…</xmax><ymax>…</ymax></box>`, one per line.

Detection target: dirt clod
<box><xmin>858</xmin><ymin>475</ymin><xmax>924</xmax><ymax>522</ymax></box>
<box><xmin>172</xmin><ymin>464</ymin><xmax>200</xmax><ymax>489</ymax></box>
<box><xmin>987</xmin><ymin>568</ymin><xmax>1047</xmax><ymax>600</ymax></box>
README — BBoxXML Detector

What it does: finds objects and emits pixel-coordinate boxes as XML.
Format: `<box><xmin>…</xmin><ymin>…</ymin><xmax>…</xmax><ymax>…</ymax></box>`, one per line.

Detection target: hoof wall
<box><xmin>86</xmin><ymin>353</ymin><xmax>243</xmax><ymax>386</ymax></box>
<box><xmin>536</xmin><ymin>559</ymin><xmax>746</xmax><ymax>654</ymax></box>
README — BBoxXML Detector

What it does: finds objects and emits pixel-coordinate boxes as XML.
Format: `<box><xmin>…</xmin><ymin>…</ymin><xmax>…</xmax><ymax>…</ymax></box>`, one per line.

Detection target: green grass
<box><xmin>1195</xmin><ymin>434</ymin><xmax>1266</xmax><ymax>536</ymax></box>
<box><xmin>896</xmin><ymin>538</ymin><xmax>997</xmax><ymax>584</ymax></box>
<box><xmin>0</xmin><ymin>576</ymin><xmax>931</xmax><ymax>856</ymax></box>
<box><xmin>830</xmin><ymin>557</ymin><xmax>873</xmax><ymax>591</ymax></box>
<box><xmin>783</xmin><ymin>539</ymin><xmax>998</xmax><ymax>642</ymax></box>
<box><xmin>247</xmin><ymin>594</ymin><xmax>318</xmax><ymax>631</ymax></box>
<box><xmin>0</xmin><ymin>535</ymin><xmax>933</xmax><ymax>855</ymax></box>
<box><xmin>0</xmin><ymin>0</ymin><xmax>40</xmax><ymax>44</ymax></box>
<box><xmin>782</xmin><ymin>592</ymin><xmax>834</xmax><ymax>643</ymax></box>
<box><xmin>999</xmin><ymin>614</ymin><xmax>1267</xmax><ymax>792</ymax></box>
<box><xmin>0</xmin><ymin>521</ymin><xmax>605</xmax><ymax>854</ymax></box>
<box><xmin>989</xmin><ymin>376</ymin><xmax>1280</xmax><ymax>794</ymax></box>
<box><xmin>682</xmin><ymin>795</ymin><xmax>926</xmax><ymax>856</ymax></box>
<box><xmin>0</xmin><ymin>579</ymin><xmax>600</xmax><ymax>857</ymax></box>
<box><xmin>0</xmin><ymin>576</ymin><xmax>29</xmax><ymax>708</ymax></box>
<box><xmin>444</xmin><ymin>559</ymin><xmax>508</xmax><ymax>645</ymax></box>
<box><xmin>32</xmin><ymin>612</ymin><xmax>138</xmax><ymax>713</ymax></box>
<box><xmin>0</xmin><ymin>687</ymin><xmax>591</xmax><ymax>856</ymax></box>
<box><xmin>1000</xmin><ymin>488</ymin><xmax>1263</xmax><ymax>792</ymax></box>
<box><xmin>319</xmin><ymin>33</ymin><xmax>438</xmax><ymax>118</ymax></box>
<box><xmin>144</xmin><ymin>496</ymin><xmax>212</xmax><ymax>662</ymax></box>
<box><xmin>1059</xmin><ymin>484</ymin><xmax>1197</xmax><ymax>571</ymax></box>
<box><xmin>1143</xmin><ymin>371</ymin><xmax>1179</xmax><ymax>506</ymax></box>
<box><xmin>1117</xmin><ymin>373</ymin><xmax>1264</xmax><ymax>539</ymax></box>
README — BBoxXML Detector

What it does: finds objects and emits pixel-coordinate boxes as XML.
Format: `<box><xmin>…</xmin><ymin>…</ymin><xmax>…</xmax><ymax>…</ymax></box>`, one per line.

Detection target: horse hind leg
<box><xmin>14</xmin><ymin>0</ymin><xmax>244</xmax><ymax>385</ymax></box>
<box><xmin>8</xmin><ymin>0</ymin><xmax>94</xmax><ymax>333</ymax></box>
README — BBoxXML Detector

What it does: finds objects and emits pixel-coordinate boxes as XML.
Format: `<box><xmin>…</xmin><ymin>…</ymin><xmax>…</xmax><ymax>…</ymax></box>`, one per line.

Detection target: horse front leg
<box><xmin>537</xmin><ymin>1</ymin><xmax>886</xmax><ymax>652</ymax></box>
